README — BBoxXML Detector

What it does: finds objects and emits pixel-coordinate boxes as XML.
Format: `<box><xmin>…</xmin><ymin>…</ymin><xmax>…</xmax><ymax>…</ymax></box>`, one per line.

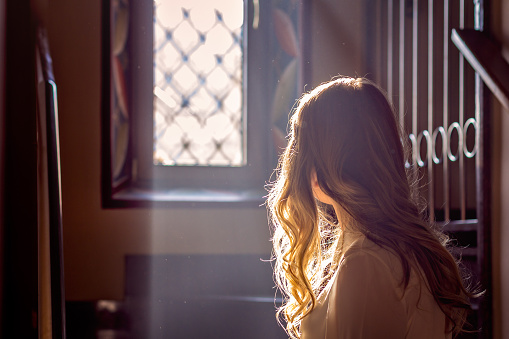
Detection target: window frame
<box><xmin>101</xmin><ymin>0</ymin><xmax>301</xmax><ymax>208</ymax></box>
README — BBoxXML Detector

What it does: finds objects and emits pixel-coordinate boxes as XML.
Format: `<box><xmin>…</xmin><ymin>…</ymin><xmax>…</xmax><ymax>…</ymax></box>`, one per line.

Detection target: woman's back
<box><xmin>301</xmin><ymin>233</ymin><xmax>451</xmax><ymax>339</ymax></box>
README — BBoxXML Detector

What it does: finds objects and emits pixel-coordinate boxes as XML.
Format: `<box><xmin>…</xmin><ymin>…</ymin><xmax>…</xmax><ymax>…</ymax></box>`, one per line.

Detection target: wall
<box><xmin>491</xmin><ymin>0</ymin><xmax>509</xmax><ymax>338</ymax></box>
<box><xmin>492</xmin><ymin>90</ymin><xmax>508</xmax><ymax>339</ymax></box>
<box><xmin>0</xmin><ymin>0</ymin><xmax>5</xmax><ymax>333</ymax></box>
<box><xmin>491</xmin><ymin>71</ymin><xmax>509</xmax><ymax>339</ymax></box>
<box><xmin>309</xmin><ymin>0</ymin><xmax>365</xmax><ymax>86</ymax></box>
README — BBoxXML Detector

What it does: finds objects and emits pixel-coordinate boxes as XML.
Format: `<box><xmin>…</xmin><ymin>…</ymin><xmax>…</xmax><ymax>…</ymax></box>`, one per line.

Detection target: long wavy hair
<box><xmin>267</xmin><ymin>77</ymin><xmax>476</xmax><ymax>338</ymax></box>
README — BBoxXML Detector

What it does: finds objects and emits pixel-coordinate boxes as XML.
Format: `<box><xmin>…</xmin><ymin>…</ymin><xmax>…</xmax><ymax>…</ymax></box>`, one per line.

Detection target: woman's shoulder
<box><xmin>343</xmin><ymin>234</ymin><xmax>396</xmax><ymax>266</ymax></box>
<box><xmin>340</xmin><ymin>234</ymin><xmax>408</xmax><ymax>287</ymax></box>
<box><xmin>341</xmin><ymin>234</ymin><xmax>430</xmax><ymax>298</ymax></box>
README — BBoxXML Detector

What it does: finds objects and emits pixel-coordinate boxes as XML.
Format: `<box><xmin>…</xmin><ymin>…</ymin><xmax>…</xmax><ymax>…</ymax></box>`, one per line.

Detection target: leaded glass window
<box><xmin>103</xmin><ymin>0</ymin><xmax>301</xmax><ymax>204</ymax></box>
<box><xmin>153</xmin><ymin>0</ymin><xmax>244</xmax><ymax>166</ymax></box>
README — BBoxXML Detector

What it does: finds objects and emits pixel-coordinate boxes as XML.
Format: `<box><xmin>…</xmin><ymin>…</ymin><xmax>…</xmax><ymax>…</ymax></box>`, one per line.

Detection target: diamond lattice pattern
<box><xmin>153</xmin><ymin>0</ymin><xmax>244</xmax><ymax>166</ymax></box>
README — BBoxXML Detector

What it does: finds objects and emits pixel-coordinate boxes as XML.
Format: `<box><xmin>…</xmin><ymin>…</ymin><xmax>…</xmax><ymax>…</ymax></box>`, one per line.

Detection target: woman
<box><xmin>267</xmin><ymin>77</ymin><xmax>477</xmax><ymax>338</ymax></box>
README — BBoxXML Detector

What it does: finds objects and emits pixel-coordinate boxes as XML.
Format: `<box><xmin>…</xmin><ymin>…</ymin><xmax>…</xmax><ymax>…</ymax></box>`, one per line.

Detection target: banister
<box><xmin>452</xmin><ymin>28</ymin><xmax>509</xmax><ymax>111</ymax></box>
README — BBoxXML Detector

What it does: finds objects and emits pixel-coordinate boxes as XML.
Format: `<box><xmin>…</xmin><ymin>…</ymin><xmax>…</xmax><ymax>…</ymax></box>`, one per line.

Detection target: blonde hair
<box><xmin>267</xmin><ymin>77</ymin><xmax>476</xmax><ymax>338</ymax></box>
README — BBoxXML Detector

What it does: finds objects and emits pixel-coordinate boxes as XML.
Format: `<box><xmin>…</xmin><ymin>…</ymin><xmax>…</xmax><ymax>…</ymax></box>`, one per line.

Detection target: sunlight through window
<box><xmin>153</xmin><ymin>0</ymin><xmax>244</xmax><ymax>166</ymax></box>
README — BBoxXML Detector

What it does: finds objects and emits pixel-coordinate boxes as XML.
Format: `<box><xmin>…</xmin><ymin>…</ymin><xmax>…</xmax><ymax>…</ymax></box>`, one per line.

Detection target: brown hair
<box><xmin>267</xmin><ymin>77</ymin><xmax>476</xmax><ymax>338</ymax></box>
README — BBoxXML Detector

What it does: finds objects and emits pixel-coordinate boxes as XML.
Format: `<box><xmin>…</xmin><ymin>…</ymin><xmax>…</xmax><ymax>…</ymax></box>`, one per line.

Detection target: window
<box><xmin>102</xmin><ymin>0</ymin><xmax>304</xmax><ymax>207</ymax></box>
<box><xmin>152</xmin><ymin>0</ymin><xmax>245</xmax><ymax>167</ymax></box>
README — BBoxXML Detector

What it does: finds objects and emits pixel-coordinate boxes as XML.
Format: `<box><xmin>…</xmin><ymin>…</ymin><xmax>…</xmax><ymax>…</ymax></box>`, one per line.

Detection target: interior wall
<box><xmin>309</xmin><ymin>0</ymin><xmax>365</xmax><ymax>86</ymax></box>
<box><xmin>491</xmin><ymin>0</ymin><xmax>509</xmax><ymax>338</ymax></box>
<box><xmin>492</xmin><ymin>90</ymin><xmax>508</xmax><ymax>339</ymax></box>
<box><xmin>0</xmin><ymin>0</ymin><xmax>5</xmax><ymax>332</ymax></box>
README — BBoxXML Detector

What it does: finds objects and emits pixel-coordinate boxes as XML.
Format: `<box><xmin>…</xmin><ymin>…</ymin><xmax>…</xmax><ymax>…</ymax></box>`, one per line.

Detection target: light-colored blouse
<box><xmin>300</xmin><ymin>233</ymin><xmax>451</xmax><ymax>339</ymax></box>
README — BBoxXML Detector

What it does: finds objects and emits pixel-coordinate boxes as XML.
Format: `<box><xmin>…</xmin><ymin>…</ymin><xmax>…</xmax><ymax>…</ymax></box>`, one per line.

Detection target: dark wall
<box><xmin>0</xmin><ymin>0</ymin><xmax>5</xmax><ymax>334</ymax></box>
<box><xmin>1</xmin><ymin>0</ymin><xmax>38</xmax><ymax>338</ymax></box>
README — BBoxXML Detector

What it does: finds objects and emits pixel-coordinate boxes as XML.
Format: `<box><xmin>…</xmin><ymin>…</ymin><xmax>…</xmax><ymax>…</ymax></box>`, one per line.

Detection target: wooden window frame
<box><xmin>101</xmin><ymin>0</ymin><xmax>304</xmax><ymax>208</ymax></box>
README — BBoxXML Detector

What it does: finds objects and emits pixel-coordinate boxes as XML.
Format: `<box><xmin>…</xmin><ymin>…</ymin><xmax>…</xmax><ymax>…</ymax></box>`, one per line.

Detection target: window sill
<box><xmin>103</xmin><ymin>186</ymin><xmax>267</xmax><ymax>208</ymax></box>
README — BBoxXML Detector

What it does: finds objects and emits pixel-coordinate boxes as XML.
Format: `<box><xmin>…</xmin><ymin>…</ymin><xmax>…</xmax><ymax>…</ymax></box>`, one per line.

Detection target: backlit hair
<box><xmin>267</xmin><ymin>77</ymin><xmax>476</xmax><ymax>338</ymax></box>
